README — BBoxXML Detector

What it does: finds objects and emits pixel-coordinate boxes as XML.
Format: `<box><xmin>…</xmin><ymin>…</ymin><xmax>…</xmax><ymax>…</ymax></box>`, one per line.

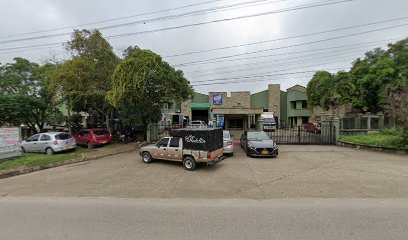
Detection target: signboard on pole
<box><xmin>0</xmin><ymin>127</ymin><xmax>21</xmax><ymax>160</ymax></box>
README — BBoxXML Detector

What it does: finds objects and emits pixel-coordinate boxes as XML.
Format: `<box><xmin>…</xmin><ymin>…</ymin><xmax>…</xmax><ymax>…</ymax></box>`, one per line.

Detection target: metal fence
<box><xmin>148</xmin><ymin>123</ymin><xmax>337</xmax><ymax>145</ymax></box>
<box><xmin>265</xmin><ymin>124</ymin><xmax>336</xmax><ymax>145</ymax></box>
<box><xmin>148</xmin><ymin>124</ymin><xmax>180</xmax><ymax>142</ymax></box>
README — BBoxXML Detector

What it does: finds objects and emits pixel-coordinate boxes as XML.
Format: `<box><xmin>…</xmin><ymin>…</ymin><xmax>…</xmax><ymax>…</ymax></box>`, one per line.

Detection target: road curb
<box><xmin>337</xmin><ymin>141</ymin><xmax>408</xmax><ymax>155</ymax></box>
<box><xmin>0</xmin><ymin>142</ymin><xmax>147</xmax><ymax>179</ymax></box>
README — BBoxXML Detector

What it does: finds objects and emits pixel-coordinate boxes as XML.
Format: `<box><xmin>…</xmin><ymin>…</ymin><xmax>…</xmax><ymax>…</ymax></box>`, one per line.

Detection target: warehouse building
<box><xmin>175</xmin><ymin>84</ymin><xmax>312</xmax><ymax>130</ymax></box>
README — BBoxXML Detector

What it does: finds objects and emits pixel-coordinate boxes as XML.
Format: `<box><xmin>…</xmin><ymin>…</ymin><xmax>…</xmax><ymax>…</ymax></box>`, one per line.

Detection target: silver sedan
<box><xmin>21</xmin><ymin>132</ymin><xmax>76</xmax><ymax>155</ymax></box>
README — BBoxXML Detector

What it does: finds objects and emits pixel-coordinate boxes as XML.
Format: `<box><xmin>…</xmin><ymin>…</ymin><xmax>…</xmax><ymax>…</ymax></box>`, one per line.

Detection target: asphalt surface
<box><xmin>0</xmin><ymin>197</ymin><xmax>407</xmax><ymax>240</ymax></box>
<box><xmin>0</xmin><ymin>144</ymin><xmax>407</xmax><ymax>198</ymax></box>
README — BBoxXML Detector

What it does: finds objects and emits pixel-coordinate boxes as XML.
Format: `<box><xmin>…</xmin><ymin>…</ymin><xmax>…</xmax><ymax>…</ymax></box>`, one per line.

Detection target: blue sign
<box><xmin>212</xmin><ymin>94</ymin><xmax>223</xmax><ymax>105</ymax></box>
<box><xmin>216</xmin><ymin>115</ymin><xmax>224</xmax><ymax>127</ymax></box>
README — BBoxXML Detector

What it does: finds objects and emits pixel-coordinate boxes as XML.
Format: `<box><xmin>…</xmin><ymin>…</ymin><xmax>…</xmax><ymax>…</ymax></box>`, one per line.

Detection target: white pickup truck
<box><xmin>139</xmin><ymin>128</ymin><xmax>225</xmax><ymax>171</ymax></box>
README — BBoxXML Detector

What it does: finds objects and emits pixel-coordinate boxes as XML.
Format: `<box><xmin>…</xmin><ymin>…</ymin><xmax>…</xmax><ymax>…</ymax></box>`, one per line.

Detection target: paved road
<box><xmin>0</xmin><ymin>144</ymin><xmax>407</xmax><ymax>198</ymax></box>
<box><xmin>1</xmin><ymin>197</ymin><xmax>407</xmax><ymax>240</ymax></box>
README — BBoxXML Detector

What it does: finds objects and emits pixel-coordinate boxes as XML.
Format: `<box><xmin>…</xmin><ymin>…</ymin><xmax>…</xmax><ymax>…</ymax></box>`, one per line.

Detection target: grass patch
<box><xmin>340</xmin><ymin>128</ymin><xmax>408</xmax><ymax>150</ymax></box>
<box><xmin>0</xmin><ymin>147</ymin><xmax>91</xmax><ymax>171</ymax></box>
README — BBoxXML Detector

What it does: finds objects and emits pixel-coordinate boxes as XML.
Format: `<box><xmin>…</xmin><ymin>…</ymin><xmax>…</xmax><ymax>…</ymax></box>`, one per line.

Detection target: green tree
<box><xmin>52</xmin><ymin>29</ymin><xmax>119</xmax><ymax>132</ymax></box>
<box><xmin>0</xmin><ymin>58</ymin><xmax>63</xmax><ymax>132</ymax></box>
<box><xmin>107</xmin><ymin>48</ymin><xmax>193</xmax><ymax>127</ymax></box>
<box><xmin>349</xmin><ymin>48</ymin><xmax>396</xmax><ymax>113</ymax></box>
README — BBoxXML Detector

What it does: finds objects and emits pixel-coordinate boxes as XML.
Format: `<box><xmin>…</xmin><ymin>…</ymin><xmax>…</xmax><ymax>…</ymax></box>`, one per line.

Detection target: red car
<box><xmin>75</xmin><ymin>128</ymin><xmax>112</xmax><ymax>149</ymax></box>
<box><xmin>304</xmin><ymin>122</ymin><xmax>321</xmax><ymax>134</ymax></box>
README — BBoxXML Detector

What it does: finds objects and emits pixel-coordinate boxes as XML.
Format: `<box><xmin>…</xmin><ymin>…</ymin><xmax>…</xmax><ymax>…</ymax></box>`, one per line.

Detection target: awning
<box><xmin>189</xmin><ymin>103</ymin><xmax>211</xmax><ymax>109</ymax></box>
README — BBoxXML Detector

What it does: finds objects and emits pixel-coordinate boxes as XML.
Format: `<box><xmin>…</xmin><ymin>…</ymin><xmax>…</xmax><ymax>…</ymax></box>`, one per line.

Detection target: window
<box><xmin>247</xmin><ymin>131</ymin><xmax>270</xmax><ymax>141</ymax></box>
<box><xmin>228</xmin><ymin>118</ymin><xmax>244</xmax><ymax>129</ymax></box>
<box><xmin>302</xmin><ymin>100</ymin><xmax>308</xmax><ymax>109</ymax></box>
<box><xmin>39</xmin><ymin>134</ymin><xmax>51</xmax><ymax>141</ymax></box>
<box><xmin>55</xmin><ymin>133</ymin><xmax>71</xmax><ymax>140</ymax></box>
<box><xmin>79</xmin><ymin>131</ymin><xmax>89</xmax><ymax>137</ymax></box>
<box><xmin>93</xmin><ymin>129</ymin><xmax>109</xmax><ymax>135</ymax></box>
<box><xmin>169</xmin><ymin>138</ymin><xmax>180</xmax><ymax>148</ymax></box>
<box><xmin>157</xmin><ymin>138</ymin><xmax>169</xmax><ymax>147</ymax></box>
<box><xmin>290</xmin><ymin>101</ymin><xmax>296</xmax><ymax>109</ymax></box>
<box><xmin>28</xmin><ymin>134</ymin><xmax>40</xmax><ymax>142</ymax></box>
<box><xmin>223</xmin><ymin>131</ymin><xmax>230</xmax><ymax>140</ymax></box>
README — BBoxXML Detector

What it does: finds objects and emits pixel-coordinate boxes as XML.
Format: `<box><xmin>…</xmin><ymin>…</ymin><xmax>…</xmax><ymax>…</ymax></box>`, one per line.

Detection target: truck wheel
<box><xmin>142</xmin><ymin>152</ymin><xmax>152</xmax><ymax>164</ymax></box>
<box><xmin>183</xmin><ymin>156</ymin><xmax>196</xmax><ymax>171</ymax></box>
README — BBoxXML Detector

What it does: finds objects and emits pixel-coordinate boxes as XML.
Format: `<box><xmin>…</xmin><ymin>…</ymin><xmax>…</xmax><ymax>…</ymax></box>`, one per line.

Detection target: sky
<box><xmin>0</xmin><ymin>0</ymin><xmax>407</xmax><ymax>94</ymax></box>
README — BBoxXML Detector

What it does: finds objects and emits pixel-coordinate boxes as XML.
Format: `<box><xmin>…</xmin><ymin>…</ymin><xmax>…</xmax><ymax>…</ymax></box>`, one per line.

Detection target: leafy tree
<box><xmin>349</xmin><ymin>48</ymin><xmax>396</xmax><ymax>113</ymax></box>
<box><xmin>107</xmin><ymin>48</ymin><xmax>193</xmax><ymax>128</ymax></box>
<box><xmin>0</xmin><ymin>58</ymin><xmax>63</xmax><ymax>132</ymax></box>
<box><xmin>306</xmin><ymin>71</ymin><xmax>333</xmax><ymax>109</ymax></box>
<box><xmin>387</xmin><ymin>82</ymin><xmax>408</xmax><ymax>146</ymax></box>
<box><xmin>52</xmin><ymin>29</ymin><xmax>119</xmax><ymax>132</ymax></box>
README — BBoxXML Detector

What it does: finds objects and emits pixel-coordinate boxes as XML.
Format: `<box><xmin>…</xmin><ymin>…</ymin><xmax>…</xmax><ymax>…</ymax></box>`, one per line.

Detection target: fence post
<box><xmin>297</xmin><ymin>126</ymin><xmax>301</xmax><ymax>143</ymax></box>
<box><xmin>333</xmin><ymin>118</ymin><xmax>340</xmax><ymax>143</ymax></box>
<box><xmin>146</xmin><ymin>124</ymin><xmax>152</xmax><ymax>143</ymax></box>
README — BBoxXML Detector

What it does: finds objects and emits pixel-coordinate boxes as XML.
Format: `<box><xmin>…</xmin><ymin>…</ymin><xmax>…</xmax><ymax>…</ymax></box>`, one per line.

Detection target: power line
<box><xmin>0</xmin><ymin>0</ymin><xmax>319</xmax><ymax>45</ymax></box>
<box><xmin>186</xmin><ymin>48</ymin><xmax>377</xmax><ymax>78</ymax></box>
<box><xmin>0</xmin><ymin>0</ymin><xmax>291</xmax><ymax>44</ymax></box>
<box><xmin>0</xmin><ymin>0</ymin><xmax>352</xmax><ymax>47</ymax></box>
<box><xmin>0</xmin><ymin>0</ymin><xmax>226</xmax><ymax>39</ymax></box>
<box><xmin>107</xmin><ymin>0</ymin><xmax>354</xmax><ymax>39</ymax></box>
<box><xmin>184</xmin><ymin>38</ymin><xmax>399</xmax><ymax>77</ymax></box>
<box><xmin>173</xmin><ymin>23</ymin><xmax>408</xmax><ymax>67</ymax></box>
<box><xmin>190</xmin><ymin>57</ymin><xmax>354</xmax><ymax>84</ymax></box>
<box><xmin>164</xmin><ymin>16</ymin><xmax>408</xmax><ymax>58</ymax></box>
<box><xmin>190</xmin><ymin>66</ymin><xmax>348</xmax><ymax>86</ymax></box>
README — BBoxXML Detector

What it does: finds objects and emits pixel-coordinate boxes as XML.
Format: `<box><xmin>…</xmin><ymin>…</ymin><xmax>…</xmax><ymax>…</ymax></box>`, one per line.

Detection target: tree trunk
<box><xmin>105</xmin><ymin>112</ymin><xmax>111</xmax><ymax>133</ymax></box>
<box><xmin>67</xmin><ymin>102</ymin><xmax>72</xmax><ymax>134</ymax></box>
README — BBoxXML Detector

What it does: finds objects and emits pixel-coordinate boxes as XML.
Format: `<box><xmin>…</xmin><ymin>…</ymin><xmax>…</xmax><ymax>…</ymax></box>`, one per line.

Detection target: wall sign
<box><xmin>212</xmin><ymin>94</ymin><xmax>223</xmax><ymax>105</ymax></box>
<box><xmin>216</xmin><ymin>115</ymin><xmax>224</xmax><ymax>127</ymax></box>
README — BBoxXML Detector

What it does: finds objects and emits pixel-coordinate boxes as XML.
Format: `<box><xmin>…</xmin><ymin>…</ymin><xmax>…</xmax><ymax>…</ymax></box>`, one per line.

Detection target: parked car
<box><xmin>21</xmin><ymin>132</ymin><xmax>76</xmax><ymax>155</ymax></box>
<box><xmin>240</xmin><ymin>130</ymin><xmax>278</xmax><ymax>157</ymax></box>
<box><xmin>139</xmin><ymin>128</ymin><xmax>225</xmax><ymax>171</ymax></box>
<box><xmin>188</xmin><ymin>120</ymin><xmax>207</xmax><ymax>128</ymax></box>
<box><xmin>304</xmin><ymin>122</ymin><xmax>321</xmax><ymax>134</ymax></box>
<box><xmin>223</xmin><ymin>130</ymin><xmax>234</xmax><ymax>156</ymax></box>
<box><xmin>75</xmin><ymin>128</ymin><xmax>112</xmax><ymax>149</ymax></box>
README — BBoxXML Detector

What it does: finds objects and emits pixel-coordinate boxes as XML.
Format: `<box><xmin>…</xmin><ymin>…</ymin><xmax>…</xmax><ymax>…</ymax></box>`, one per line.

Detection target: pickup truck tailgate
<box><xmin>208</xmin><ymin>148</ymin><xmax>223</xmax><ymax>160</ymax></box>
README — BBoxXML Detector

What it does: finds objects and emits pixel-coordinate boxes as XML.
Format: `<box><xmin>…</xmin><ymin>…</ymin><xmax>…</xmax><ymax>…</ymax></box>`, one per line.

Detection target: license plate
<box><xmin>65</xmin><ymin>145</ymin><xmax>72</xmax><ymax>149</ymax></box>
<box><xmin>261</xmin><ymin>150</ymin><xmax>269</xmax><ymax>155</ymax></box>
<box><xmin>101</xmin><ymin>141</ymin><xmax>107</xmax><ymax>144</ymax></box>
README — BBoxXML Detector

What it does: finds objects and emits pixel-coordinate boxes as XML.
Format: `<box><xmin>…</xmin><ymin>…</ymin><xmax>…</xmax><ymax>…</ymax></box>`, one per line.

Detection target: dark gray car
<box><xmin>240</xmin><ymin>130</ymin><xmax>278</xmax><ymax>157</ymax></box>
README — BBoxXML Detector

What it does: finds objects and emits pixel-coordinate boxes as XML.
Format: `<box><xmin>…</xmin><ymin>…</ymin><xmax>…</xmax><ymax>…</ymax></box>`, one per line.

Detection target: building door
<box><xmin>192</xmin><ymin>110</ymin><xmax>208</xmax><ymax>123</ymax></box>
<box><xmin>228</xmin><ymin>118</ymin><xmax>244</xmax><ymax>129</ymax></box>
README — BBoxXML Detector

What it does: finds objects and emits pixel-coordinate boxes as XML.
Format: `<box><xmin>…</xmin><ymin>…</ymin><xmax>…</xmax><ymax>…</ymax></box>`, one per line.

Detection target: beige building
<box><xmin>180</xmin><ymin>84</ymin><xmax>311</xmax><ymax>130</ymax></box>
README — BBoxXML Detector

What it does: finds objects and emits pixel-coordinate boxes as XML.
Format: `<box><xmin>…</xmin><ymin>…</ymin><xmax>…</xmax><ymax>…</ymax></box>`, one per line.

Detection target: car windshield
<box><xmin>93</xmin><ymin>130</ymin><xmax>109</xmax><ymax>135</ymax></box>
<box><xmin>314</xmin><ymin>123</ymin><xmax>321</xmax><ymax>127</ymax></box>
<box><xmin>223</xmin><ymin>131</ymin><xmax>230</xmax><ymax>140</ymax></box>
<box><xmin>55</xmin><ymin>133</ymin><xmax>71</xmax><ymax>140</ymax></box>
<box><xmin>247</xmin><ymin>131</ymin><xmax>270</xmax><ymax>141</ymax></box>
<box><xmin>264</xmin><ymin>118</ymin><xmax>276</xmax><ymax>124</ymax></box>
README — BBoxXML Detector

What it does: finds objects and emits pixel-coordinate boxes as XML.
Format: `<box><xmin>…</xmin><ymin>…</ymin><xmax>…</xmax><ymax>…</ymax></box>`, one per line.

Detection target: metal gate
<box><xmin>265</xmin><ymin>123</ymin><xmax>336</xmax><ymax>145</ymax></box>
